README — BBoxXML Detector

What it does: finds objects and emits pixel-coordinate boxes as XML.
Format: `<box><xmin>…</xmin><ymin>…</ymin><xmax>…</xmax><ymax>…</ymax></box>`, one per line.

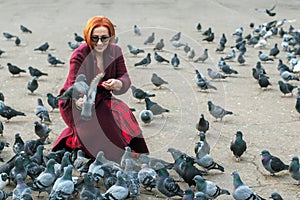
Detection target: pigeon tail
<box><xmin>225</xmin><ymin>111</ymin><xmax>233</xmax><ymax>115</ymax></box>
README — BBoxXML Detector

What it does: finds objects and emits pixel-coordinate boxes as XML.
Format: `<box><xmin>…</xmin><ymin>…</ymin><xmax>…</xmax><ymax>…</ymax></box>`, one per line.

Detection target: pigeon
<box><xmin>258</xmin><ymin>51</ymin><xmax>274</xmax><ymax>62</ymax></box>
<box><xmin>202</xmin><ymin>27</ymin><xmax>212</xmax><ymax>36</ymax></box>
<box><xmin>10</xmin><ymin>155</ymin><xmax>27</xmax><ymax>184</ymax></box>
<box><xmin>256</xmin><ymin>61</ymin><xmax>267</xmax><ymax>74</ymax></box>
<box><xmin>202</xmin><ymin>32</ymin><xmax>214</xmax><ymax>42</ymax></box>
<box><xmin>220</xmin><ymin>64</ymin><xmax>238</xmax><ymax>75</ymax></box>
<box><xmin>81</xmin><ymin>72</ymin><xmax>105</xmax><ymax>120</ymax></box>
<box><xmin>72</xmin><ymin>149</ymin><xmax>92</xmax><ymax>175</ymax></box>
<box><xmin>258</xmin><ymin>74</ymin><xmax>272</xmax><ymax>89</ymax></box>
<box><xmin>67</xmin><ymin>41</ymin><xmax>80</xmax><ymax>50</ymax></box>
<box><xmin>296</xmin><ymin>90</ymin><xmax>300</xmax><ymax>114</ymax></box>
<box><xmin>170</xmin><ymin>32</ymin><xmax>181</xmax><ymax>41</ymax></box>
<box><xmin>233</xmin><ymin>27</ymin><xmax>243</xmax><ymax>36</ymax></box>
<box><xmin>133</xmin><ymin>25</ymin><xmax>141</xmax><ymax>36</ymax></box>
<box><xmin>193</xmin><ymin>175</ymin><xmax>230</xmax><ymax>199</ymax></box>
<box><xmin>187</xmin><ymin>48</ymin><xmax>195</xmax><ymax>60</ymax></box>
<box><xmin>139</xmin><ymin>110</ymin><xmax>154</xmax><ymax>124</ymax></box>
<box><xmin>102</xmin><ymin>171</ymin><xmax>129</xmax><ymax>200</ymax></box>
<box><xmin>215</xmin><ymin>41</ymin><xmax>225</xmax><ymax>53</ymax></box>
<box><xmin>153</xmin><ymin>39</ymin><xmax>164</xmax><ymax>51</ymax></box>
<box><xmin>207</xmin><ymin>100</ymin><xmax>233</xmax><ymax>121</ymax></box>
<box><xmin>14</xmin><ymin>36</ymin><xmax>21</xmax><ymax>46</ymax></box>
<box><xmin>0</xmin><ymin>102</ymin><xmax>26</xmax><ymax>122</ymax></box>
<box><xmin>183</xmin><ymin>43</ymin><xmax>191</xmax><ymax>53</ymax></box>
<box><xmin>171</xmin><ymin>53</ymin><xmax>180</xmax><ymax>68</ymax></box>
<box><xmin>252</xmin><ymin>68</ymin><xmax>261</xmax><ymax>81</ymax></box>
<box><xmin>154</xmin><ymin>51</ymin><xmax>169</xmax><ymax>63</ymax></box>
<box><xmin>171</xmin><ymin>40</ymin><xmax>185</xmax><ymax>49</ymax></box>
<box><xmin>80</xmin><ymin>172</ymin><xmax>102</xmax><ymax>200</ymax></box>
<box><xmin>57</xmin><ymin>74</ymin><xmax>89</xmax><ymax>102</ymax></box>
<box><xmin>2</xmin><ymin>32</ymin><xmax>15</xmax><ymax>39</ymax></box>
<box><xmin>154</xmin><ymin>162</ymin><xmax>184</xmax><ymax>198</ymax></box>
<box><xmin>0</xmin><ymin>173</ymin><xmax>9</xmax><ymax>189</ymax></box>
<box><xmin>127</xmin><ymin>44</ymin><xmax>144</xmax><ymax>56</ymax></box>
<box><xmin>269</xmin><ymin>192</ymin><xmax>283</xmax><ymax>200</ymax></box>
<box><xmin>47</xmin><ymin>53</ymin><xmax>65</xmax><ymax>65</ymax></box>
<box><xmin>7</xmin><ymin>62</ymin><xmax>26</xmax><ymax>76</ymax></box>
<box><xmin>224</xmin><ymin>48</ymin><xmax>236</xmax><ymax>61</ymax></box>
<box><xmin>289</xmin><ymin>156</ymin><xmax>300</xmax><ymax>185</ymax></box>
<box><xmin>74</xmin><ymin>32</ymin><xmax>84</xmax><ymax>42</ymax></box>
<box><xmin>230</xmin><ymin>131</ymin><xmax>247</xmax><ymax>162</ymax></box>
<box><xmin>261</xmin><ymin>150</ymin><xmax>289</xmax><ymax>175</ymax></box>
<box><xmin>0</xmin><ymin>140</ymin><xmax>8</xmax><ymax>161</ymax></box>
<box><xmin>232</xmin><ymin>171</ymin><xmax>265</xmax><ymax>200</ymax></box>
<box><xmin>34</xmin><ymin>42</ymin><xmax>49</xmax><ymax>52</ymax></box>
<box><xmin>137</xmin><ymin>163</ymin><xmax>157</xmax><ymax>191</ymax></box>
<box><xmin>194</xmin><ymin>49</ymin><xmax>208</xmax><ymax>62</ymax></box>
<box><xmin>194</xmin><ymin>141</ymin><xmax>224</xmax><ymax>172</ymax></box>
<box><xmin>49</xmin><ymin>164</ymin><xmax>74</xmax><ymax>200</ymax></box>
<box><xmin>35</xmin><ymin>98</ymin><xmax>51</xmax><ymax>124</ymax></box>
<box><xmin>27</xmin><ymin>76</ymin><xmax>39</xmax><ymax>94</ymax></box>
<box><xmin>134</xmin><ymin>53</ymin><xmax>151</xmax><ymax>67</ymax></box>
<box><xmin>0</xmin><ymin>49</ymin><xmax>5</xmax><ymax>57</ymax></box>
<box><xmin>20</xmin><ymin>25</ymin><xmax>32</xmax><ymax>33</ymax></box>
<box><xmin>183</xmin><ymin>188</ymin><xmax>194</xmax><ymax>200</ymax></box>
<box><xmin>0</xmin><ymin>121</ymin><xmax>3</xmax><ymax>136</ymax></box>
<box><xmin>144</xmin><ymin>32</ymin><xmax>155</xmax><ymax>45</ymax></box>
<box><xmin>278</xmin><ymin>80</ymin><xmax>297</xmax><ymax>96</ymax></box>
<box><xmin>34</xmin><ymin>121</ymin><xmax>52</xmax><ymax>140</ymax></box>
<box><xmin>31</xmin><ymin>158</ymin><xmax>57</xmax><ymax>196</ymax></box>
<box><xmin>196</xmin><ymin>23</ymin><xmax>202</xmax><ymax>31</ymax></box>
<box><xmin>195</xmin><ymin>132</ymin><xmax>210</xmax><ymax>155</ymax></box>
<box><xmin>28</xmin><ymin>66</ymin><xmax>48</xmax><ymax>78</ymax></box>
<box><xmin>12</xmin><ymin>133</ymin><xmax>25</xmax><ymax>154</ymax></box>
<box><xmin>13</xmin><ymin>173</ymin><xmax>32</xmax><ymax>200</ymax></box>
<box><xmin>269</xmin><ymin>43</ymin><xmax>280</xmax><ymax>58</ymax></box>
<box><xmin>0</xmin><ymin>190</ymin><xmax>11</xmax><ymax>200</ymax></box>
<box><xmin>145</xmin><ymin>97</ymin><xmax>169</xmax><ymax>116</ymax></box>
<box><xmin>207</xmin><ymin>68</ymin><xmax>227</xmax><ymax>80</ymax></box>
<box><xmin>196</xmin><ymin>114</ymin><xmax>209</xmax><ymax>133</ymax></box>
<box><xmin>151</xmin><ymin>73</ymin><xmax>168</xmax><ymax>89</ymax></box>
<box><xmin>259</xmin><ymin>5</ymin><xmax>276</xmax><ymax>17</ymax></box>
<box><xmin>123</xmin><ymin>159</ymin><xmax>140</xmax><ymax>198</ymax></box>
<box><xmin>138</xmin><ymin>154</ymin><xmax>173</xmax><ymax>170</ymax></box>
<box><xmin>194</xmin><ymin>191</ymin><xmax>207</xmax><ymax>200</ymax></box>
<box><xmin>237</xmin><ymin>52</ymin><xmax>246</xmax><ymax>65</ymax></box>
<box><xmin>130</xmin><ymin>85</ymin><xmax>155</xmax><ymax>102</ymax></box>
<box><xmin>279</xmin><ymin>68</ymin><xmax>299</xmax><ymax>81</ymax></box>
<box><xmin>46</xmin><ymin>93</ymin><xmax>59</xmax><ymax>111</ymax></box>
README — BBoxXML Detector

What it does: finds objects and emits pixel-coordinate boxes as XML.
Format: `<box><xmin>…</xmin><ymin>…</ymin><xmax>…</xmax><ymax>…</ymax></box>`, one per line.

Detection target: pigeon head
<box><xmin>192</xmin><ymin>175</ymin><xmax>205</xmax><ymax>183</ymax></box>
<box><xmin>269</xmin><ymin>192</ymin><xmax>283</xmax><ymax>200</ymax></box>
<box><xmin>291</xmin><ymin>156</ymin><xmax>299</xmax><ymax>162</ymax></box>
<box><xmin>76</xmin><ymin>74</ymin><xmax>86</xmax><ymax>82</ymax></box>
<box><xmin>236</xmin><ymin>131</ymin><xmax>243</xmax><ymax>138</ymax></box>
<box><xmin>0</xmin><ymin>173</ymin><xmax>9</xmax><ymax>181</ymax></box>
<box><xmin>183</xmin><ymin>189</ymin><xmax>194</xmax><ymax>197</ymax></box>
<box><xmin>197</xmin><ymin>132</ymin><xmax>206</xmax><ymax>140</ymax></box>
<box><xmin>231</xmin><ymin>171</ymin><xmax>243</xmax><ymax>188</ymax></box>
<box><xmin>260</xmin><ymin>150</ymin><xmax>270</xmax><ymax>156</ymax></box>
<box><xmin>153</xmin><ymin>162</ymin><xmax>165</xmax><ymax>171</ymax></box>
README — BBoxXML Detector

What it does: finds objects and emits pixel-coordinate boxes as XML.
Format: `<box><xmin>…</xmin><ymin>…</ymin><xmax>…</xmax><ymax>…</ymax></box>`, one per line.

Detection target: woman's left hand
<box><xmin>102</xmin><ymin>79</ymin><xmax>122</xmax><ymax>91</ymax></box>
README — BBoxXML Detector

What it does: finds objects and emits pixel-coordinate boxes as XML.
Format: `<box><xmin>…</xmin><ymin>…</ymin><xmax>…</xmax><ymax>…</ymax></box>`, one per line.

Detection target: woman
<box><xmin>52</xmin><ymin>16</ymin><xmax>149</xmax><ymax>162</ymax></box>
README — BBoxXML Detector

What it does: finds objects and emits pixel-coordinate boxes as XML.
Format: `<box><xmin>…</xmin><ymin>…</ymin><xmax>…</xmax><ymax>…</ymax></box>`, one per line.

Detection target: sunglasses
<box><xmin>91</xmin><ymin>35</ymin><xmax>110</xmax><ymax>43</ymax></box>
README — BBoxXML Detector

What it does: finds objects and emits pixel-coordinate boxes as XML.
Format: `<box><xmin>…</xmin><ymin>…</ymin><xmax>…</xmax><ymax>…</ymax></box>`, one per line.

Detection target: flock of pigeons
<box><xmin>0</xmin><ymin>4</ymin><xmax>299</xmax><ymax>200</ymax></box>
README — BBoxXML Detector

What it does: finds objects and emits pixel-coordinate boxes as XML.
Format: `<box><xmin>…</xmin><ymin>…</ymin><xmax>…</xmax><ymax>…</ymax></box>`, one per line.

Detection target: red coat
<box><xmin>52</xmin><ymin>43</ymin><xmax>149</xmax><ymax>162</ymax></box>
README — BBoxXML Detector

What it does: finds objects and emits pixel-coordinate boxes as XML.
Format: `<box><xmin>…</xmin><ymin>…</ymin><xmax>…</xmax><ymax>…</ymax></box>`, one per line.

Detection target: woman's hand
<box><xmin>102</xmin><ymin>79</ymin><xmax>122</xmax><ymax>91</ymax></box>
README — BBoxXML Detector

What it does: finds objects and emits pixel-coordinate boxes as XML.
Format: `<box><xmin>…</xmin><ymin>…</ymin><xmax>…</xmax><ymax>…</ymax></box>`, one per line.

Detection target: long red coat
<box><xmin>52</xmin><ymin>43</ymin><xmax>149</xmax><ymax>162</ymax></box>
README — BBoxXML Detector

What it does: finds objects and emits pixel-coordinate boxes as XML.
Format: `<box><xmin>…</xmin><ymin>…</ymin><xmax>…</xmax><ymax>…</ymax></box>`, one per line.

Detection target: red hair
<box><xmin>83</xmin><ymin>16</ymin><xmax>115</xmax><ymax>47</ymax></box>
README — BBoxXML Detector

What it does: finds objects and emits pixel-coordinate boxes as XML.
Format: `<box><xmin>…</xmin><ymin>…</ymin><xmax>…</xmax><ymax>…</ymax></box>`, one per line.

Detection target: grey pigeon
<box><xmin>102</xmin><ymin>171</ymin><xmax>129</xmax><ymax>200</ymax></box>
<box><xmin>187</xmin><ymin>48</ymin><xmax>195</xmax><ymax>60</ymax></box>
<box><xmin>220</xmin><ymin>64</ymin><xmax>238</xmax><ymax>75</ymax></box>
<box><xmin>153</xmin><ymin>39</ymin><xmax>164</xmax><ymax>51</ymax></box>
<box><xmin>133</xmin><ymin>25</ymin><xmax>141</xmax><ymax>36</ymax></box>
<box><xmin>289</xmin><ymin>156</ymin><xmax>300</xmax><ymax>185</ymax></box>
<box><xmin>202</xmin><ymin>27</ymin><xmax>212</xmax><ymax>36</ymax></box>
<box><xmin>2</xmin><ymin>32</ymin><xmax>15</xmax><ymax>39</ymax></box>
<box><xmin>151</xmin><ymin>73</ymin><xmax>168</xmax><ymax>89</ymax></box>
<box><xmin>74</xmin><ymin>32</ymin><xmax>84</xmax><ymax>42</ymax></box>
<box><xmin>171</xmin><ymin>40</ymin><xmax>185</xmax><ymax>49</ymax></box>
<box><xmin>202</xmin><ymin>32</ymin><xmax>214</xmax><ymax>42</ymax></box>
<box><xmin>28</xmin><ymin>66</ymin><xmax>48</xmax><ymax>78</ymax></box>
<box><xmin>47</xmin><ymin>53</ymin><xmax>65</xmax><ymax>65</ymax></box>
<box><xmin>137</xmin><ymin>163</ymin><xmax>157</xmax><ymax>191</ymax></box>
<box><xmin>269</xmin><ymin>192</ymin><xmax>283</xmax><ymax>200</ymax></box>
<box><xmin>50</xmin><ymin>165</ymin><xmax>74</xmax><ymax>200</ymax></box>
<box><xmin>34</xmin><ymin>121</ymin><xmax>51</xmax><ymax>140</ymax></box>
<box><xmin>57</xmin><ymin>74</ymin><xmax>89</xmax><ymax>102</ymax></box>
<box><xmin>183</xmin><ymin>188</ymin><xmax>194</xmax><ymax>200</ymax></box>
<box><xmin>207</xmin><ymin>68</ymin><xmax>227</xmax><ymax>80</ymax></box>
<box><xmin>0</xmin><ymin>121</ymin><xmax>3</xmax><ymax>136</ymax></box>
<box><xmin>67</xmin><ymin>41</ymin><xmax>79</xmax><ymax>50</ymax></box>
<box><xmin>81</xmin><ymin>72</ymin><xmax>105</xmax><ymax>120</ymax></box>
<box><xmin>144</xmin><ymin>32</ymin><xmax>155</xmax><ymax>45</ymax></box>
<box><xmin>183</xmin><ymin>43</ymin><xmax>191</xmax><ymax>53</ymax></box>
<box><xmin>207</xmin><ymin>100</ymin><xmax>233</xmax><ymax>121</ymax></box>
<box><xmin>224</xmin><ymin>48</ymin><xmax>236</xmax><ymax>61</ymax></box>
<box><xmin>154</xmin><ymin>51</ymin><xmax>169</xmax><ymax>63</ymax></box>
<box><xmin>35</xmin><ymin>98</ymin><xmax>51</xmax><ymax>124</ymax></box>
<box><xmin>216</xmin><ymin>41</ymin><xmax>225</xmax><ymax>53</ymax></box>
<box><xmin>195</xmin><ymin>69</ymin><xmax>217</xmax><ymax>91</ymax></box>
<box><xmin>230</xmin><ymin>131</ymin><xmax>247</xmax><ymax>162</ymax></box>
<box><xmin>139</xmin><ymin>109</ymin><xmax>154</xmax><ymax>124</ymax></box>
<box><xmin>261</xmin><ymin>150</ymin><xmax>289</xmax><ymax>175</ymax></box>
<box><xmin>27</xmin><ymin>76</ymin><xmax>38</xmax><ymax>94</ymax></box>
<box><xmin>127</xmin><ymin>44</ymin><xmax>144</xmax><ymax>56</ymax></box>
<box><xmin>138</xmin><ymin>154</ymin><xmax>173</xmax><ymax>170</ymax></box>
<box><xmin>0</xmin><ymin>172</ymin><xmax>8</xmax><ymax>189</ymax></box>
<box><xmin>154</xmin><ymin>162</ymin><xmax>184</xmax><ymax>198</ymax></box>
<box><xmin>269</xmin><ymin>43</ymin><xmax>280</xmax><ymax>58</ymax></box>
<box><xmin>279</xmin><ymin>68</ymin><xmax>299</xmax><ymax>81</ymax></box>
<box><xmin>80</xmin><ymin>172</ymin><xmax>103</xmax><ymax>200</ymax></box>
<box><xmin>196</xmin><ymin>23</ymin><xmax>202</xmax><ymax>31</ymax></box>
<box><xmin>258</xmin><ymin>51</ymin><xmax>274</xmax><ymax>62</ymax></box>
<box><xmin>237</xmin><ymin>52</ymin><xmax>246</xmax><ymax>65</ymax></box>
<box><xmin>73</xmin><ymin>149</ymin><xmax>92</xmax><ymax>175</ymax></box>
<box><xmin>134</xmin><ymin>53</ymin><xmax>151</xmax><ymax>67</ymax></box>
<box><xmin>233</xmin><ymin>27</ymin><xmax>243</xmax><ymax>36</ymax></box>
<box><xmin>170</xmin><ymin>32</ymin><xmax>181</xmax><ymax>41</ymax></box>
<box><xmin>7</xmin><ymin>63</ymin><xmax>26</xmax><ymax>76</ymax></box>
<box><xmin>46</xmin><ymin>93</ymin><xmax>59</xmax><ymax>111</ymax></box>
<box><xmin>196</xmin><ymin>114</ymin><xmax>209</xmax><ymax>133</ymax></box>
<box><xmin>34</xmin><ymin>42</ymin><xmax>49</xmax><ymax>52</ymax></box>
<box><xmin>195</xmin><ymin>132</ymin><xmax>210</xmax><ymax>155</ymax></box>
<box><xmin>13</xmin><ymin>174</ymin><xmax>32</xmax><ymax>200</ymax></box>
<box><xmin>0</xmin><ymin>101</ymin><xmax>25</xmax><ymax>122</ymax></box>
<box><xmin>0</xmin><ymin>49</ymin><xmax>5</xmax><ymax>57</ymax></box>
<box><xmin>193</xmin><ymin>175</ymin><xmax>230</xmax><ymax>199</ymax></box>
<box><xmin>194</xmin><ymin>191</ymin><xmax>207</xmax><ymax>200</ymax></box>
<box><xmin>14</xmin><ymin>36</ymin><xmax>21</xmax><ymax>46</ymax></box>
<box><xmin>0</xmin><ymin>190</ymin><xmax>12</xmax><ymax>200</ymax></box>
<box><xmin>171</xmin><ymin>53</ymin><xmax>180</xmax><ymax>68</ymax></box>
<box><xmin>88</xmin><ymin>154</ymin><xmax>105</xmax><ymax>184</ymax></box>
<box><xmin>130</xmin><ymin>85</ymin><xmax>155</xmax><ymax>103</ymax></box>
<box><xmin>123</xmin><ymin>159</ymin><xmax>140</xmax><ymax>198</ymax></box>
<box><xmin>12</xmin><ymin>133</ymin><xmax>24</xmax><ymax>154</ymax></box>
<box><xmin>278</xmin><ymin>80</ymin><xmax>297</xmax><ymax>96</ymax></box>
<box><xmin>232</xmin><ymin>171</ymin><xmax>265</xmax><ymax>200</ymax></box>
<box><xmin>194</xmin><ymin>49</ymin><xmax>208</xmax><ymax>63</ymax></box>
<box><xmin>32</xmin><ymin>158</ymin><xmax>57</xmax><ymax>196</ymax></box>
<box><xmin>10</xmin><ymin>155</ymin><xmax>27</xmax><ymax>184</ymax></box>
<box><xmin>145</xmin><ymin>97</ymin><xmax>169</xmax><ymax>116</ymax></box>
<box><xmin>258</xmin><ymin>74</ymin><xmax>272</xmax><ymax>89</ymax></box>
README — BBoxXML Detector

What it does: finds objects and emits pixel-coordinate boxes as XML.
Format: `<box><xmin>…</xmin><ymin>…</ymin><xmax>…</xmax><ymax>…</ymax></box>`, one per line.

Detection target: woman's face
<box><xmin>91</xmin><ymin>26</ymin><xmax>110</xmax><ymax>53</ymax></box>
